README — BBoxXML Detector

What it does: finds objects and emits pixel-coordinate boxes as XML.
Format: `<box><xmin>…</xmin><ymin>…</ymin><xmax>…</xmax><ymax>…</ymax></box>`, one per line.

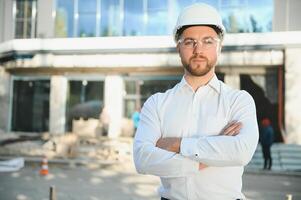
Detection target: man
<box><xmin>132</xmin><ymin>108</ymin><xmax>141</xmax><ymax>133</ymax></box>
<box><xmin>133</xmin><ymin>3</ymin><xmax>259</xmax><ymax>200</ymax></box>
<box><xmin>260</xmin><ymin>118</ymin><xmax>274</xmax><ymax>170</ymax></box>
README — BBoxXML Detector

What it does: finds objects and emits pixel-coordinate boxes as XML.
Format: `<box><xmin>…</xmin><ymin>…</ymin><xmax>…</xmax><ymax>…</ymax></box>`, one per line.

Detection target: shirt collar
<box><xmin>208</xmin><ymin>75</ymin><xmax>221</xmax><ymax>94</ymax></box>
<box><xmin>178</xmin><ymin>74</ymin><xmax>221</xmax><ymax>94</ymax></box>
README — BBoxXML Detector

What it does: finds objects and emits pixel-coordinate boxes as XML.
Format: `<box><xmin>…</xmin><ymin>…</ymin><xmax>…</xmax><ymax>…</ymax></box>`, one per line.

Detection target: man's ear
<box><xmin>176</xmin><ymin>43</ymin><xmax>180</xmax><ymax>53</ymax></box>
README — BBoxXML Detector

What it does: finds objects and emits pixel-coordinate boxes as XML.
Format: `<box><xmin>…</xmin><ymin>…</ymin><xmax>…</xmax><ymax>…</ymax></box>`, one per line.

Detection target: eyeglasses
<box><xmin>178</xmin><ymin>37</ymin><xmax>220</xmax><ymax>50</ymax></box>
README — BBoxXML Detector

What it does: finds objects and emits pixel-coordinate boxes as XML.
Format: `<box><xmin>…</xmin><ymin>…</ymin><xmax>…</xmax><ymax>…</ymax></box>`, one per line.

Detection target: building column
<box><xmin>285</xmin><ymin>48</ymin><xmax>301</xmax><ymax>144</ymax></box>
<box><xmin>104</xmin><ymin>75</ymin><xmax>124</xmax><ymax>138</ymax></box>
<box><xmin>37</xmin><ymin>0</ymin><xmax>55</xmax><ymax>38</ymax></box>
<box><xmin>224</xmin><ymin>74</ymin><xmax>240</xmax><ymax>90</ymax></box>
<box><xmin>49</xmin><ymin>76</ymin><xmax>67</xmax><ymax>134</ymax></box>
<box><xmin>0</xmin><ymin>67</ymin><xmax>10</xmax><ymax>132</ymax></box>
<box><xmin>0</xmin><ymin>0</ymin><xmax>4</xmax><ymax>42</ymax></box>
<box><xmin>1</xmin><ymin>0</ymin><xmax>14</xmax><ymax>42</ymax></box>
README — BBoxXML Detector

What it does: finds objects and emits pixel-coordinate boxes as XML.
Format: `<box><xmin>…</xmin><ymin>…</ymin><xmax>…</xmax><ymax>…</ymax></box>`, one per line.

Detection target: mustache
<box><xmin>190</xmin><ymin>55</ymin><xmax>208</xmax><ymax>62</ymax></box>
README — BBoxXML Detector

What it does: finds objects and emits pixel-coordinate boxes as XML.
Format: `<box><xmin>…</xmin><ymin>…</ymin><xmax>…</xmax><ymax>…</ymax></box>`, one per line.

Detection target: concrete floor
<box><xmin>0</xmin><ymin>159</ymin><xmax>301</xmax><ymax>200</ymax></box>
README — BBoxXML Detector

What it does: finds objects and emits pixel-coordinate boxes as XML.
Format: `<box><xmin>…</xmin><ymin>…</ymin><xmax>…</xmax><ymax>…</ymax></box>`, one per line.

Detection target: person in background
<box><xmin>133</xmin><ymin>3</ymin><xmax>259</xmax><ymax>200</ymax></box>
<box><xmin>132</xmin><ymin>108</ymin><xmax>141</xmax><ymax>133</ymax></box>
<box><xmin>260</xmin><ymin>117</ymin><xmax>274</xmax><ymax>170</ymax></box>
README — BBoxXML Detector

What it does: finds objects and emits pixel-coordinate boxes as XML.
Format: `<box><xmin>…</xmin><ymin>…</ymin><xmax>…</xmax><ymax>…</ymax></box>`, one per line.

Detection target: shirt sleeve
<box><xmin>180</xmin><ymin>91</ymin><xmax>259</xmax><ymax>167</ymax></box>
<box><xmin>133</xmin><ymin>94</ymin><xmax>199</xmax><ymax>178</ymax></box>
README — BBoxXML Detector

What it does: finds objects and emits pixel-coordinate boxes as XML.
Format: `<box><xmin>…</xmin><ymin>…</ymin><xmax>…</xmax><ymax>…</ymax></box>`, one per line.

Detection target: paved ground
<box><xmin>243</xmin><ymin>172</ymin><xmax>301</xmax><ymax>200</ymax></box>
<box><xmin>0</xmin><ymin>159</ymin><xmax>301</xmax><ymax>200</ymax></box>
<box><xmin>248</xmin><ymin>144</ymin><xmax>301</xmax><ymax>172</ymax></box>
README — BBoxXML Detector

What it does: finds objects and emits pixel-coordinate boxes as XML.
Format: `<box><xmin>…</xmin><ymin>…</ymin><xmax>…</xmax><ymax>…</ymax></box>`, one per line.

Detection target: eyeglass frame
<box><xmin>177</xmin><ymin>37</ymin><xmax>221</xmax><ymax>50</ymax></box>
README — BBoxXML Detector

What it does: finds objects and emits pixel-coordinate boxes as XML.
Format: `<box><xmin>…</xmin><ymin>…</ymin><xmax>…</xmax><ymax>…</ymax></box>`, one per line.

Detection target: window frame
<box><xmin>13</xmin><ymin>0</ymin><xmax>37</xmax><ymax>39</ymax></box>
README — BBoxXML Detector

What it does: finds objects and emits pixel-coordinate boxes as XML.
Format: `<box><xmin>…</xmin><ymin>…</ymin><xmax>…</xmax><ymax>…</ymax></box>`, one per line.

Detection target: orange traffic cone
<box><xmin>40</xmin><ymin>157</ymin><xmax>49</xmax><ymax>176</ymax></box>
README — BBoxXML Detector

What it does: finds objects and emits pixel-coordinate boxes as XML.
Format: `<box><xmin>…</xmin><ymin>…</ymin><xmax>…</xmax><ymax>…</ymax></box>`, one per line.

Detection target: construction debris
<box><xmin>0</xmin><ymin>132</ymin><xmax>133</xmax><ymax>164</ymax></box>
<box><xmin>0</xmin><ymin>157</ymin><xmax>24</xmax><ymax>172</ymax></box>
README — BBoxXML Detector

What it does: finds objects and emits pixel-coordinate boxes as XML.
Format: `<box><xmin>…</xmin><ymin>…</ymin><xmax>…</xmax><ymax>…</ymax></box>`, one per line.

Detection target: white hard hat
<box><xmin>173</xmin><ymin>3</ymin><xmax>225</xmax><ymax>42</ymax></box>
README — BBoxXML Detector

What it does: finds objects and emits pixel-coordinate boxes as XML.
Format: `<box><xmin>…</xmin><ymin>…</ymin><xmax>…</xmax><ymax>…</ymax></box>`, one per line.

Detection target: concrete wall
<box><xmin>0</xmin><ymin>0</ymin><xmax>55</xmax><ymax>41</ymax></box>
<box><xmin>274</xmin><ymin>0</ymin><xmax>301</xmax><ymax>31</ymax></box>
<box><xmin>49</xmin><ymin>76</ymin><xmax>67</xmax><ymax>134</ymax></box>
<box><xmin>0</xmin><ymin>0</ymin><xmax>4</xmax><ymax>42</ymax></box>
<box><xmin>0</xmin><ymin>67</ymin><xmax>10</xmax><ymax>131</ymax></box>
<box><xmin>285</xmin><ymin>48</ymin><xmax>301</xmax><ymax>144</ymax></box>
<box><xmin>0</xmin><ymin>0</ymin><xmax>14</xmax><ymax>42</ymax></box>
<box><xmin>37</xmin><ymin>0</ymin><xmax>55</xmax><ymax>38</ymax></box>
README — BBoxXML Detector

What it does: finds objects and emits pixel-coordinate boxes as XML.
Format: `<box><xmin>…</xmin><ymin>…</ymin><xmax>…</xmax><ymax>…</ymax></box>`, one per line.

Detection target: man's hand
<box><xmin>199</xmin><ymin>163</ymin><xmax>207</xmax><ymax>170</ymax></box>
<box><xmin>220</xmin><ymin>121</ymin><xmax>242</xmax><ymax>136</ymax></box>
<box><xmin>156</xmin><ymin>137</ymin><xmax>181</xmax><ymax>153</ymax></box>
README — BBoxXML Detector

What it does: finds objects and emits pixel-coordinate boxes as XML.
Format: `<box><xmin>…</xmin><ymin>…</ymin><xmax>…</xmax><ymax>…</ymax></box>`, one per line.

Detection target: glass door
<box><xmin>11</xmin><ymin>80</ymin><xmax>50</xmax><ymax>132</ymax></box>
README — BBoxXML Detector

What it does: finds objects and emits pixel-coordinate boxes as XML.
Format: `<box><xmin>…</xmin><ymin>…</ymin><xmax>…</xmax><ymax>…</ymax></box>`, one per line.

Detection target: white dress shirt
<box><xmin>133</xmin><ymin>75</ymin><xmax>259</xmax><ymax>200</ymax></box>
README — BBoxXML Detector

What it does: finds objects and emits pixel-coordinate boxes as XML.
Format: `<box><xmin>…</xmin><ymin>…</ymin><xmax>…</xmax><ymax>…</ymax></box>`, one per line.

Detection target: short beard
<box><xmin>182</xmin><ymin>56</ymin><xmax>215</xmax><ymax>77</ymax></box>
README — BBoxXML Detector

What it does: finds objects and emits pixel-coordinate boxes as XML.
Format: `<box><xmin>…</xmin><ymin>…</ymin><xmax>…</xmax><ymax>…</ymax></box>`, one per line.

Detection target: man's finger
<box><xmin>220</xmin><ymin>121</ymin><xmax>237</xmax><ymax>133</ymax></box>
<box><xmin>224</xmin><ymin>123</ymin><xmax>241</xmax><ymax>135</ymax></box>
<box><xmin>226</xmin><ymin>126</ymin><xmax>241</xmax><ymax>136</ymax></box>
<box><xmin>232</xmin><ymin>124</ymin><xmax>243</xmax><ymax>136</ymax></box>
<box><xmin>222</xmin><ymin>122</ymin><xmax>242</xmax><ymax>135</ymax></box>
<box><xmin>199</xmin><ymin>163</ymin><xmax>208</xmax><ymax>170</ymax></box>
<box><xmin>225</xmin><ymin>125</ymin><xmax>240</xmax><ymax>135</ymax></box>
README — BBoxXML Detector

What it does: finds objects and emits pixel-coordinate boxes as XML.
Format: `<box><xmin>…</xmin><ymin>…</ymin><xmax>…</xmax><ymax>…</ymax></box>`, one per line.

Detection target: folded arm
<box><xmin>157</xmin><ymin>91</ymin><xmax>259</xmax><ymax>167</ymax></box>
<box><xmin>133</xmin><ymin>95</ymin><xmax>199</xmax><ymax>178</ymax></box>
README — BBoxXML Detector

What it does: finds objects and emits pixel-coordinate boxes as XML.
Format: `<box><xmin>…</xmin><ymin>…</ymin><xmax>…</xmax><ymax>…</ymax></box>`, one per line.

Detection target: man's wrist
<box><xmin>176</xmin><ymin>138</ymin><xmax>182</xmax><ymax>153</ymax></box>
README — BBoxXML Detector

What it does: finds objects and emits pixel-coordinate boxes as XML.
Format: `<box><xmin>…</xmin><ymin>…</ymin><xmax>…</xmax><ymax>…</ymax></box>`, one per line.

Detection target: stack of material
<box><xmin>77</xmin><ymin>137</ymin><xmax>133</xmax><ymax>163</ymax></box>
<box><xmin>0</xmin><ymin>133</ymin><xmax>78</xmax><ymax>159</ymax></box>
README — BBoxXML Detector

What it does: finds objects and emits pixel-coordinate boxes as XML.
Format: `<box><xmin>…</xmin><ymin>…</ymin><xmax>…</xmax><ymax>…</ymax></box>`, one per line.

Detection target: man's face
<box><xmin>177</xmin><ymin>26</ymin><xmax>221</xmax><ymax>77</ymax></box>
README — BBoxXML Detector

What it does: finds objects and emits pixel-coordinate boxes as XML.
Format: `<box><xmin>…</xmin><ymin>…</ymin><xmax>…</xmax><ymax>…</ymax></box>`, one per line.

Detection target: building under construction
<box><xmin>0</xmin><ymin>0</ymin><xmax>301</xmax><ymax>144</ymax></box>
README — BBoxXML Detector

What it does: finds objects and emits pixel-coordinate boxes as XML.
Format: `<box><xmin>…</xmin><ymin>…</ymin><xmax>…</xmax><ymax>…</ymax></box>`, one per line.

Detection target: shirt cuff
<box><xmin>180</xmin><ymin>137</ymin><xmax>200</xmax><ymax>159</ymax></box>
<box><xmin>181</xmin><ymin>156</ymin><xmax>199</xmax><ymax>174</ymax></box>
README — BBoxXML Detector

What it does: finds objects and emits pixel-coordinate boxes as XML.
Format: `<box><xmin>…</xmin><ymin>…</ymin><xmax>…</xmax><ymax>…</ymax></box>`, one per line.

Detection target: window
<box><xmin>55</xmin><ymin>0</ymin><xmax>273</xmax><ymax>38</ymax></box>
<box><xmin>100</xmin><ymin>0</ymin><xmax>122</xmax><ymax>36</ymax></box>
<box><xmin>12</xmin><ymin>80</ymin><xmax>50</xmax><ymax>132</ymax></box>
<box><xmin>145</xmin><ymin>0</ymin><xmax>168</xmax><ymax>35</ymax></box>
<box><xmin>77</xmin><ymin>0</ymin><xmax>97</xmax><ymax>37</ymax></box>
<box><xmin>14</xmin><ymin>0</ymin><xmax>37</xmax><ymax>38</ymax></box>
<box><xmin>221</xmin><ymin>0</ymin><xmax>273</xmax><ymax>33</ymax></box>
<box><xmin>55</xmin><ymin>0</ymin><xmax>74</xmax><ymax>37</ymax></box>
<box><xmin>123</xmin><ymin>0</ymin><xmax>143</xmax><ymax>36</ymax></box>
<box><xmin>66</xmin><ymin>80</ymin><xmax>104</xmax><ymax>131</ymax></box>
<box><xmin>124</xmin><ymin>77</ymin><xmax>180</xmax><ymax>118</ymax></box>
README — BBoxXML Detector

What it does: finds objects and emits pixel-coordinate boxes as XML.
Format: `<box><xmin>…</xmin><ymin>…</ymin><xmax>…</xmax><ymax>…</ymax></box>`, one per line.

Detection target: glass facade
<box><xmin>12</xmin><ymin>80</ymin><xmax>50</xmax><ymax>132</ymax></box>
<box><xmin>124</xmin><ymin>77</ymin><xmax>181</xmax><ymax>118</ymax></box>
<box><xmin>221</xmin><ymin>0</ymin><xmax>273</xmax><ymax>33</ymax></box>
<box><xmin>55</xmin><ymin>0</ymin><xmax>273</xmax><ymax>38</ymax></box>
<box><xmin>15</xmin><ymin>0</ymin><xmax>37</xmax><ymax>38</ymax></box>
<box><xmin>100</xmin><ymin>0</ymin><xmax>122</xmax><ymax>36</ymax></box>
<box><xmin>77</xmin><ymin>0</ymin><xmax>97</xmax><ymax>37</ymax></box>
<box><xmin>66</xmin><ymin>80</ymin><xmax>104</xmax><ymax>131</ymax></box>
<box><xmin>124</xmin><ymin>73</ymin><xmax>225</xmax><ymax>119</ymax></box>
<box><xmin>55</xmin><ymin>0</ymin><xmax>74</xmax><ymax>37</ymax></box>
<box><xmin>123</xmin><ymin>0</ymin><xmax>143</xmax><ymax>36</ymax></box>
<box><xmin>145</xmin><ymin>0</ymin><xmax>168</xmax><ymax>35</ymax></box>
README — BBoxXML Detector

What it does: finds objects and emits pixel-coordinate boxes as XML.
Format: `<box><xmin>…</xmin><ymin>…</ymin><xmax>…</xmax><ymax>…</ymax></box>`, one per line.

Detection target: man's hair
<box><xmin>175</xmin><ymin>25</ymin><xmax>224</xmax><ymax>42</ymax></box>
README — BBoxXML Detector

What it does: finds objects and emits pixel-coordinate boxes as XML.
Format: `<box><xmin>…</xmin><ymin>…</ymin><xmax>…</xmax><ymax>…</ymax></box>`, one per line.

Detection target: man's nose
<box><xmin>193</xmin><ymin>42</ymin><xmax>204</xmax><ymax>54</ymax></box>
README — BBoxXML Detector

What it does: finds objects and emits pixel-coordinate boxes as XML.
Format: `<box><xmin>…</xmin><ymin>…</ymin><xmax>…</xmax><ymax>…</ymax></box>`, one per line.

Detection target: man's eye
<box><xmin>204</xmin><ymin>39</ymin><xmax>214</xmax><ymax>44</ymax></box>
<box><xmin>184</xmin><ymin>40</ymin><xmax>194</xmax><ymax>45</ymax></box>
